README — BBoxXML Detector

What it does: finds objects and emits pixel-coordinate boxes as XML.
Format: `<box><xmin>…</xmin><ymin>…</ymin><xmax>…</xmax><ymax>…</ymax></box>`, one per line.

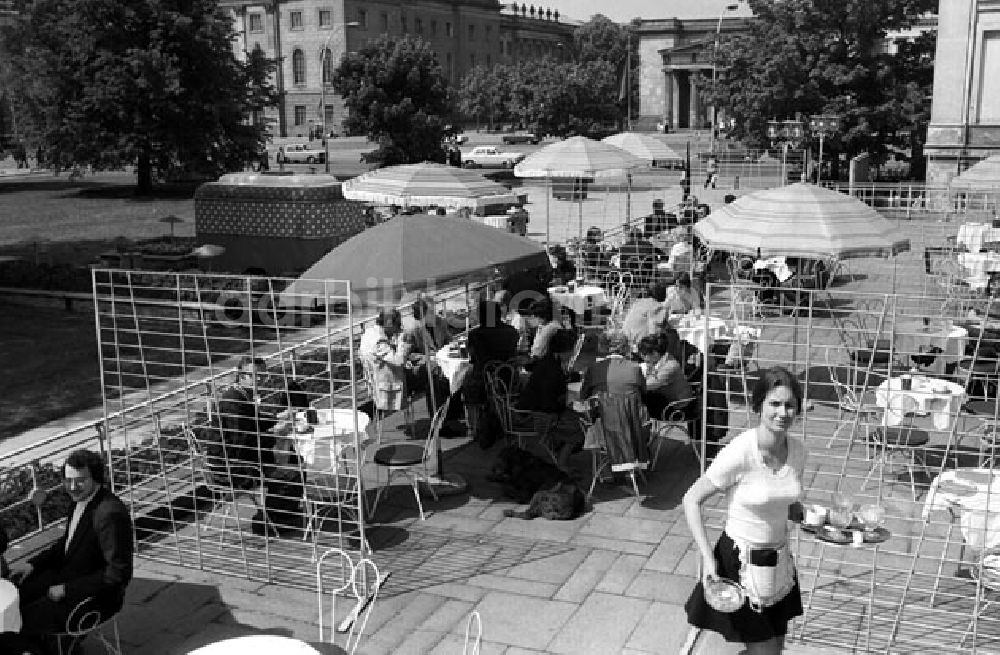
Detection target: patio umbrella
<box><xmin>601</xmin><ymin>132</ymin><xmax>682</xmax><ymax>164</ymax></box>
<box><xmin>340</xmin><ymin>161</ymin><xmax>520</xmax><ymax>210</ymax></box>
<box><xmin>693</xmin><ymin>182</ymin><xmax>910</xmax><ymax>260</ymax></box>
<box><xmin>514</xmin><ymin>136</ymin><xmax>647</xmax><ymax>243</ymax></box>
<box><xmin>281</xmin><ymin>213</ymin><xmax>548</xmax><ymax>307</ymax></box>
<box><xmin>950</xmin><ymin>154</ymin><xmax>1000</xmax><ymax>190</ymax></box>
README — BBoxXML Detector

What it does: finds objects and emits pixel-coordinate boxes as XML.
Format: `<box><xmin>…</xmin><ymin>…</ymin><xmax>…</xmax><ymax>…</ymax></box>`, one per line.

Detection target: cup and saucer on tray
<box><xmin>797</xmin><ymin>502</ymin><xmax>890</xmax><ymax>546</ymax></box>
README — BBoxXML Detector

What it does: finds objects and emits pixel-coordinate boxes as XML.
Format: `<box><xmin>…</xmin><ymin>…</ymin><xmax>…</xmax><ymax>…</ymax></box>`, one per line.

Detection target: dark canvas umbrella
<box><xmin>282</xmin><ymin>213</ymin><xmax>548</xmax><ymax>307</ymax></box>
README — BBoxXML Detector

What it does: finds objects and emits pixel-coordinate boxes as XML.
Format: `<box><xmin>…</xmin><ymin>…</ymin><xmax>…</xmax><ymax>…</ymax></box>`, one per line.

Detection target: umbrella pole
<box><xmin>626</xmin><ymin>173</ymin><xmax>632</xmax><ymax>230</ymax></box>
<box><xmin>546</xmin><ymin>177</ymin><xmax>551</xmax><ymax>246</ymax></box>
<box><xmin>578</xmin><ymin>177</ymin><xmax>584</xmax><ymax>242</ymax></box>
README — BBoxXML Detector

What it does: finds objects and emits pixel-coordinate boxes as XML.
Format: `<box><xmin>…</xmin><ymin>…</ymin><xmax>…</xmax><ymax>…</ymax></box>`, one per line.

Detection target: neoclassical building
<box><xmin>925</xmin><ymin>0</ymin><xmax>1000</xmax><ymax>184</ymax></box>
<box><xmin>635</xmin><ymin>1</ymin><xmax>754</xmax><ymax>130</ymax></box>
<box><xmin>218</xmin><ymin>0</ymin><xmax>575</xmax><ymax>137</ymax></box>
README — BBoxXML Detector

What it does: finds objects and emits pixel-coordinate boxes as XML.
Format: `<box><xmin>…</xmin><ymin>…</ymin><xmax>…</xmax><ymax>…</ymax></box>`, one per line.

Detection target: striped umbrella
<box><xmin>601</xmin><ymin>132</ymin><xmax>682</xmax><ymax>164</ymax></box>
<box><xmin>341</xmin><ymin>162</ymin><xmax>520</xmax><ymax>210</ymax></box>
<box><xmin>950</xmin><ymin>155</ymin><xmax>1000</xmax><ymax>190</ymax></box>
<box><xmin>514</xmin><ymin>136</ymin><xmax>647</xmax><ymax>242</ymax></box>
<box><xmin>693</xmin><ymin>183</ymin><xmax>910</xmax><ymax>260</ymax></box>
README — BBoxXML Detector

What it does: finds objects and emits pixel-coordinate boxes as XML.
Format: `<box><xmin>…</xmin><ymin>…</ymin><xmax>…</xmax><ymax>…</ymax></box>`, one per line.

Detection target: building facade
<box><xmin>925</xmin><ymin>0</ymin><xmax>1000</xmax><ymax>184</ymax></box>
<box><xmin>219</xmin><ymin>0</ymin><xmax>574</xmax><ymax>138</ymax></box>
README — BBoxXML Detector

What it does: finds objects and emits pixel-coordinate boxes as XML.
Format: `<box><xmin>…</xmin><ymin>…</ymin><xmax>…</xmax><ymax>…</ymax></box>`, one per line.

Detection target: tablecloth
<box><xmin>0</xmin><ymin>579</ymin><xmax>21</xmax><ymax>633</ymax></box>
<box><xmin>896</xmin><ymin>324</ymin><xmax>969</xmax><ymax>374</ymax></box>
<box><xmin>958</xmin><ymin>251</ymin><xmax>1000</xmax><ymax>279</ymax></box>
<box><xmin>285</xmin><ymin>409</ymin><xmax>369</xmax><ymax>474</ymax></box>
<box><xmin>958</xmin><ymin>223</ymin><xmax>1000</xmax><ymax>253</ymax></box>
<box><xmin>754</xmin><ymin>257</ymin><xmax>793</xmax><ymax>283</ymax></box>
<box><xmin>435</xmin><ymin>343</ymin><xmax>472</xmax><ymax>391</ymax></box>
<box><xmin>923</xmin><ymin>468</ymin><xmax>1000</xmax><ymax>549</ymax></box>
<box><xmin>548</xmin><ymin>285</ymin><xmax>608</xmax><ymax>316</ymax></box>
<box><xmin>187</xmin><ymin>634</ymin><xmax>321</xmax><ymax>654</ymax></box>
<box><xmin>875</xmin><ymin>376</ymin><xmax>967</xmax><ymax>430</ymax></box>
<box><xmin>669</xmin><ymin>313</ymin><xmax>730</xmax><ymax>354</ymax></box>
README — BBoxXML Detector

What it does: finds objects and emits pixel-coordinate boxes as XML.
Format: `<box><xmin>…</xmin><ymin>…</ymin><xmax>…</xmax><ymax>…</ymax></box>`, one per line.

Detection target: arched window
<box><xmin>321</xmin><ymin>48</ymin><xmax>333</xmax><ymax>85</ymax></box>
<box><xmin>292</xmin><ymin>49</ymin><xmax>305</xmax><ymax>85</ymax></box>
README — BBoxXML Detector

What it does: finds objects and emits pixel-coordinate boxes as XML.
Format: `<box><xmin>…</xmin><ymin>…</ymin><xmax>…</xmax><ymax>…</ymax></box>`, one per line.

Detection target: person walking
<box><xmin>705</xmin><ymin>156</ymin><xmax>719</xmax><ymax>189</ymax></box>
<box><xmin>682</xmin><ymin>367</ymin><xmax>807</xmax><ymax>654</ymax></box>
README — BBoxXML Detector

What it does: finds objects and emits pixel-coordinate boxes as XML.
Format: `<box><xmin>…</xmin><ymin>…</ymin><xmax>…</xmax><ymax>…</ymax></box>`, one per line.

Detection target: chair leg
<box><xmin>825</xmin><ymin>407</ymin><xmax>847</xmax><ymax>448</ymax></box>
<box><xmin>929</xmin><ymin>520</ymin><xmax>956</xmax><ymax>608</ymax></box>
<box><xmin>629</xmin><ymin>471</ymin><xmax>641</xmax><ymax>498</ymax></box>
<box><xmin>411</xmin><ymin>476</ymin><xmax>426</xmax><ymax>520</ymax></box>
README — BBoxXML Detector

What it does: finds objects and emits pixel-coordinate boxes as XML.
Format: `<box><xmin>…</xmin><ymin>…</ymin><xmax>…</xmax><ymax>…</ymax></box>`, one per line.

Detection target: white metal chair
<box><xmin>296</xmin><ymin>435</ymin><xmax>373</xmax><ymax>559</ymax></box>
<box><xmin>53</xmin><ymin>596</ymin><xmax>123</xmax><ymax>655</ymax></box>
<box><xmin>823</xmin><ymin>349</ymin><xmax>881</xmax><ymax>454</ymax></box>
<box><xmin>647</xmin><ymin>397</ymin><xmax>700</xmax><ymax>470</ymax></box>
<box><xmin>861</xmin><ymin>393</ymin><xmax>930</xmax><ymax>501</ymax></box>
<box><xmin>182</xmin><ymin>424</ymin><xmax>276</xmax><ymax>553</ymax></box>
<box><xmin>316</xmin><ymin>547</ymin><xmax>385</xmax><ymax>655</ymax></box>
<box><xmin>463</xmin><ymin>610</ymin><xmax>483</xmax><ymax>655</ymax></box>
<box><xmin>362</xmin><ymin>359</ymin><xmax>414</xmax><ymax>445</ymax></box>
<box><xmin>369</xmin><ymin>398</ymin><xmax>449</xmax><ymax>520</ymax></box>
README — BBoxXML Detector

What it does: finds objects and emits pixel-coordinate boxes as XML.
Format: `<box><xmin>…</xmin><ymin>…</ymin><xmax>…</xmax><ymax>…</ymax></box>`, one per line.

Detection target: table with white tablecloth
<box><xmin>187</xmin><ymin>634</ymin><xmax>321</xmax><ymax>655</ymax></box>
<box><xmin>958</xmin><ymin>251</ymin><xmax>1000</xmax><ymax>289</ymax></box>
<box><xmin>957</xmin><ymin>223</ymin><xmax>1000</xmax><ymax>253</ymax></box>
<box><xmin>280</xmin><ymin>408</ymin><xmax>370</xmax><ymax>476</ymax></box>
<box><xmin>548</xmin><ymin>285</ymin><xmax>608</xmax><ymax>316</ymax></box>
<box><xmin>896</xmin><ymin>323</ymin><xmax>969</xmax><ymax>375</ymax></box>
<box><xmin>0</xmin><ymin>579</ymin><xmax>21</xmax><ymax>633</ymax></box>
<box><xmin>668</xmin><ymin>313</ymin><xmax>731</xmax><ymax>354</ymax></box>
<box><xmin>435</xmin><ymin>342</ymin><xmax>472</xmax><ymax>391</ymax></box>
<box><xmin>923</xmin><ymin>468</ymin><xmax>1000</xmax><ymax>549</ymax></box>
<box><xmin>753</xmin><ymin>257</ymin><xmax>793</xmax><ymax>283</ymax></box>
<box><xmin>875</xmin><ymin>376</ymin><xmax>967</xmax><ymax>430</ymax></box>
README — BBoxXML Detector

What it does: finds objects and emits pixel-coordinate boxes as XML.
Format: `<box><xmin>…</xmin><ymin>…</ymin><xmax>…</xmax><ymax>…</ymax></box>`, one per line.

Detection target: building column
<box><xmin>664</xmin><ymin>70</ymin><xmax>675</xmax><ymax>128</ymax></box>
<box><xmin>690</xmin><ymin>77</ymin><xmax>700</xmax><ymax>129</ymax></box>
<box><xmin>672</xmin><ymin>72</ymin><xmax>682</xmax><ymax>129</ymax></box>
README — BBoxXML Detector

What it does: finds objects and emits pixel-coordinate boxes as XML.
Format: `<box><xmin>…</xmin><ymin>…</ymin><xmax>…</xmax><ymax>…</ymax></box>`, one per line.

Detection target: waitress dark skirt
<box><xmin>685</xmin><ymin>532</ymin><xmax>803</xmax><ymax>643</ymax></box>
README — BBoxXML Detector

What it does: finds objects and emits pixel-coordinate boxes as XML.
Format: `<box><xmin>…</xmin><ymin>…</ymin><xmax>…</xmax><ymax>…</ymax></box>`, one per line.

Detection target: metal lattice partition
<box><xmin>93</xmin><ymin>269</ymin><xmax>364</xmax><ymax>590</ymax></box>
<box><xmin>700</xmin><ymin>273</ymin><xmax>1000</xmax><ymax>653</ymax></box>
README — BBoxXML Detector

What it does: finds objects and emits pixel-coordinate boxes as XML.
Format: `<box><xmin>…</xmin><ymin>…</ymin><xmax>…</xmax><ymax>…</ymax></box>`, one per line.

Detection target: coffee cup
<box><xmin>803</xmin><ymin>504</ymin><xmax>827</xmax><ymax>527</ymax></box>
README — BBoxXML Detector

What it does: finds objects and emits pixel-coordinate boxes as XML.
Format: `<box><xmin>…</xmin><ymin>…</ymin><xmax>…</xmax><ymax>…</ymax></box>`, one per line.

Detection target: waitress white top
<box><xmin>706</xmin><ymin>428</ymin><xmax>806</xmax><ymax>546</ymax></box>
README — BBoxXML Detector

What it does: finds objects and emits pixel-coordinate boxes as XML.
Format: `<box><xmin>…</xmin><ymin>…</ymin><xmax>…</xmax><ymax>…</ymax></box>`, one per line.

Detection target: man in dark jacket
<box><xmin>10</xmin><ymin>449</ymin><xmax>133</xmax><ymax>637</ymax></box>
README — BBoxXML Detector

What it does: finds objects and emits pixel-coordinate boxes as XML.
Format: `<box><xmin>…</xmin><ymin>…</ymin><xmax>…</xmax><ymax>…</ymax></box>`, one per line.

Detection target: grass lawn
<box><xmin>0</xmin><ymin>303</ymin><xmax>102</xmax><ymax>439</ymax></box>
<box><xmin>0</xmin><ymin>172</ymin><xmax>196</xmax><ymax>260</ymax></box>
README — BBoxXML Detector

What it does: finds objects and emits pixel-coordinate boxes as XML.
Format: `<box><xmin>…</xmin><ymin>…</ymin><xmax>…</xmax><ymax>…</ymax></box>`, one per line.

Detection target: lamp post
<box><xmin>709</xmin><ymin>3</ymin><xmax>739</xmax><ymax>154</ymax></box>
<box><xmin>767</xmin><ymin>119</ymin><xmax>804</xmax><ymax>185</ymax></box>
<box><xmin>320</xmin><ymin>21</ymin><xmax>359</xmax><ymax>173</ymax></box>
<box><xmin>809</xmin><ymin>114</ymin><xmax>841</xmax><ymax>186</ymax></box>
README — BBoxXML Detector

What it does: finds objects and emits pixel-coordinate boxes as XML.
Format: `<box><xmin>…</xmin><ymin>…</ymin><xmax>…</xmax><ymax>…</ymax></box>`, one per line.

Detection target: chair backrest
<box><xmin>423</xmin><ymin>398</ymin><xmax>452</xmax><ymax>466</ymax></box>
<box><xmin>182</xmin><ymin>424</ymin><xmax>233</xmax><ymax>492</ymax></box>
<box><xmin>316</xmin><ymin>547</ymin><xmax>382</xmax><ymax>655</ymax></box>
<box><xmin>597</xmin><ymin>392</ymin><xmax>650</xmax><ymax>466</ymax></box>
<box><xmin>60</xmin><ymin>596</ymin><xmax>118</xmax><ymax>638</ymax></box>
<box><xmin>463</xmin><ymin>610</ymin><xmax>483</xmax><ymax>655</ymax></box>
<box><xmin>564</xmin><ymin>330</ymin><xmax>587</xmax><ymax>375</ymax></box>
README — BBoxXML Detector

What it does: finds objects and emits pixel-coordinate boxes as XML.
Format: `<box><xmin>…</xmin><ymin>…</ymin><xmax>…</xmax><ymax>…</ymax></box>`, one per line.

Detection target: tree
<box><xmin>706</xmin><ymin>0</ymin><xmax>936</xmax><ymax>173</ymax></box>
<box><xmin>573</xmin><ymin>14</ymin><xmax>639</xmax><ymax>127</ymax></box>
<box><xmin>333</xmin><ymin>35</ymin><xmax>453</xmax><ymax>167</ymax></box>
<box><xmin>2</xmin><ymin>0</ymin><xmax>278</xmax><ymax>194</ymax></box>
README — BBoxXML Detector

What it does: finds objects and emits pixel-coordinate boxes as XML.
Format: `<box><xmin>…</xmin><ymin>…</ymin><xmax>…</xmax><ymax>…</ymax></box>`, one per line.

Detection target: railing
<box><xmin>0</xmin><ymin>272</ymin><xmax>485</xmax><ymax>556</ymax></box>
<box><xmin>823</xmin><ymin>181</ymin><xmax>1000</xmax><ymax>219</ymax></box>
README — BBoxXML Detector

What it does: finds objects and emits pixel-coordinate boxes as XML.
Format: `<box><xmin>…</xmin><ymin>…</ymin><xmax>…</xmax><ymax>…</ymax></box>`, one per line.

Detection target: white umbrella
<box><xmin>602</xmin><ymin>132</ymin><xmax>682</xmax><ymax>165</ymax></box>
<box><xmin>514</xmin><ymin>136</ymin><xmax>647</xmax><ymax>242</ymax></box>
<box><xmin>950</xmin><ymin>155</ymin><xmax>1000</xmax><ymax>191</ymax></box>
<box><xmin>341</xmin><ymin>162</ymin><xmax>520</xmax><ymax>210</ymax></box>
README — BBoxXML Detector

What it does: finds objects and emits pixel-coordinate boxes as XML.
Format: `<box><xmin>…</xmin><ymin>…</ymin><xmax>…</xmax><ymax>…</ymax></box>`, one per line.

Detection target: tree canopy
<box><xmin>332</xmin><ymin>35</ymin><xmax>452</xmax><ymax>167</ymax></box>
<box><xmin>1</xmin><ymin>0</ymin><xmax>278</xmax><ymax>193</ymax></box>
<box><xmin>456</xmin><ymin>15</ymin><xmax>636</xmax><ymax>136</ymax></box>
<box><xmin>707</xmin><ymin>0</ymin><xmax>935</xmax><ymax>172</ymax></box>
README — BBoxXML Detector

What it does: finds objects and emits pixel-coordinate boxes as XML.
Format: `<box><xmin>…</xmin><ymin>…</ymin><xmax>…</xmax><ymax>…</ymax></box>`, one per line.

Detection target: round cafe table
<box><xmin>875</xmin><ymin>376</ymin><xmax>966</xmax><ymax>430</ymax></box>
<box><xmin>548</xmin><ymin>284</ymin><xmax>608</xmax><ymax>316</ymax></box>
<box><xmin>0</xmin><ymin>579</ymin><xmax>21</xmax><ymax>633</ymax></box>
<box><xmin>283</xmin><ymin>409</ymin><xmax>370</xmax><ymax>474</ymax></box>
<box><xmin>668</xmin><ymin>313</ymin><xmax>730</xmax><ymax>354</ymax></box>
<box><xmin>435</xmin><ymin>342</ymin><xmax>471</xmax><ymax>390</ymax></box>
<box><xmin>187</xmin><ymin>634</ymin><xmax>321</xmax><ymax>654</ymax></box>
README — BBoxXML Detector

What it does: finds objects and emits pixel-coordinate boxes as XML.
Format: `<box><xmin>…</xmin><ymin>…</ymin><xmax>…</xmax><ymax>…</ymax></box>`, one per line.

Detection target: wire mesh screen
<box><xmin>92</xmin><ymin>269</ymin><xmax>363</xmax><ymax>590</ymax></box>
<box><xmin>701</xmin><ymin>277</ymin><xmax>1000</xmax><ymax>653</ymax></box>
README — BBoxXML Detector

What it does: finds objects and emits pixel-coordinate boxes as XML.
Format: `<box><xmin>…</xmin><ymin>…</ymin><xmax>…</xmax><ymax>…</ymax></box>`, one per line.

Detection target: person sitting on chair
<box><xmin>581</xmin><ymin>226</ymin><xmax>610</xmax><ymax>271</ymax></box>
<box><xmin>638</xmin><ymin>332</ymin><xmax>694</xmax><ymax>420</ymax></box>
<box><xmin>665</xmin><ymin>273</ymin><xmax>703</xmax><ymax>315</ymax></box>
<box><xmin>402</xmin><ymin>296</ymin><xmax>451</xmax><ymax>354</ymax></box>
<box><xmin>211</xmin><ymin>356</ymin><xmax>304</xmax><ymax>536</ymax></box>
<box><xmin>622</xmin><ymin>282</ymin><xmax>669</xmax><ymax>351</ymax></box>
<box><xmin>580</xmin><ymin>330</ymin><xmax>646</xmax><ymax>400</ymax></box>
<box><xmin>6</xmin><ymin>450</ymin><xmax>133</xmax><ymax>649</ymax></box>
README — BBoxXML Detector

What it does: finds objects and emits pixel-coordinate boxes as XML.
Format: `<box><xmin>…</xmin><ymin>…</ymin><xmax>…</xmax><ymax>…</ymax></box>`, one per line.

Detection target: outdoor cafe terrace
<box><xmin>4</xmin><ymin>179</ymin><xmax>1000</xmax><ymax>652</ymax></box>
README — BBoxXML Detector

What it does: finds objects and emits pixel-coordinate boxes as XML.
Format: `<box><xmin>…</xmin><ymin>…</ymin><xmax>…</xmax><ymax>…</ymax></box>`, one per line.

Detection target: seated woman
<box><xmin>581</xmin><ymin>226</ymin><xmax>609</xmax><ymax>271</ymax></box>
<box><xmin>638</xmin><ymin>332</ymin><xmax>694</xmax><ymax>420</ymax></box>
<box><xmin>548</xmin><ymin>244</ymin><xmax>577</xmax><ymax>285</ymax></box>
<box><xmin>580</xmin><ymin>330</ymin><xmax>646</xmax><ymax>400</ymax></box>
<box><xmin>665</xmin><ymin>273</ymin><xmax>703</xmax><ymax>315</ymax></box>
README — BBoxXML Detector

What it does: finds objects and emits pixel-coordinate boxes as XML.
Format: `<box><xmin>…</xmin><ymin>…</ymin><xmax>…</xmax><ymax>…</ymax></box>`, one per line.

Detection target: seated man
<box><xmin>8</xmin><ymin>450</ymin><xmax>133</xmax><ymax>645</ymax></box>
<box><xmin>622</xmin><ymin>282</ymin><xmax>669</xmax><ymax>350</ymax></box>
<box><xmin>665</xmin><ymin>273</ymin><xmax>703</xmax><ymax>315</ymax></box>
<box><xmin>402</xmin><ymin>296</ymin><xmax>451</xmax><ymax>354</ymax></box>
<box><xmin>212</xmin><ymin>356</ymin><xmax>304</xmax><ymax>535</ymax></box>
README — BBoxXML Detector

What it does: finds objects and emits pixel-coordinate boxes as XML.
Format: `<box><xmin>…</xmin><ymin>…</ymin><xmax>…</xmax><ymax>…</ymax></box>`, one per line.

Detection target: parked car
<box><xmin>501</xmin><ymin>133</ymin><xmax>540</xmax><ymax>145</ymax></box>
<box><xmin>462</xmin><ymin>146</ymin><xmax>525</xmax><ymax>169</ymax></box>
<box><xmin>276</xmin><ymin>143</ymin><xmax>326</xmax><ymax>164</ymax></box>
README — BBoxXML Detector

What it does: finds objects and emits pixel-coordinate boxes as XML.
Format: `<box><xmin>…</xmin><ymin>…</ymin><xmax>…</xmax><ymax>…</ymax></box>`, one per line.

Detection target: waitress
<box><xmin>682</xmin><ymin>367</ymin><xmax>807</xmax><ymax>654</ymax></box>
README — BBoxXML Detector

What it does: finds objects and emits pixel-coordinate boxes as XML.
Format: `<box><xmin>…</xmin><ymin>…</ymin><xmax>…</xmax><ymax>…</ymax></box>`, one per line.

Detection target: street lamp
<box><xmin>767</xmin><ymin>119</ymin><xmax>804</xmax><ymax>184</ymax></box>
<box><xmin>320</xmin><ymin>21</ymin><xmax>359</xmax><ymax>173</ymax></box>
<box><xmin>808</xmin><ymin>114</ymin><xmax>841</xmax><ymax>185</ymax></box>
<box><xmin>709</xmin><ymin>3</ymin><xmax>739</xmax><ymax>154</ymax></box>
